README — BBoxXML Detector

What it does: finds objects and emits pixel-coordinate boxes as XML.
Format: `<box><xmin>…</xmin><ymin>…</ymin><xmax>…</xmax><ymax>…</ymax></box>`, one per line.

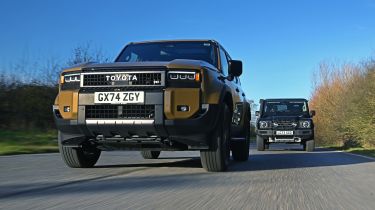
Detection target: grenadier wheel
<box><xmin>257</xmin><ymin>135</ymin><xmax>265</xmax><ymax>151</ymax></box>
<box><xmin>305</xmin><ymin>139</ymin><xmax>315</xmax><ymax>152</ymax></box>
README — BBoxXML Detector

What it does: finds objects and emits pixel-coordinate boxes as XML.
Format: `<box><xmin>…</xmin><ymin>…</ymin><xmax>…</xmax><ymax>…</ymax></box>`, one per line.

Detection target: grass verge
<box><xmin>0</xmin><ymin>130</ymin><xmax>58</xmax><ymax>155</ymax></box>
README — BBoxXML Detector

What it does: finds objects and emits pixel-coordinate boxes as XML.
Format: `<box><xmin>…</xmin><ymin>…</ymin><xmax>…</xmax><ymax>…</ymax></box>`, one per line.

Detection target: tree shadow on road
<box><xmin>94</xmin><ymin>147</ymin><xmax>373</xmax><ymax>171</ymax></box>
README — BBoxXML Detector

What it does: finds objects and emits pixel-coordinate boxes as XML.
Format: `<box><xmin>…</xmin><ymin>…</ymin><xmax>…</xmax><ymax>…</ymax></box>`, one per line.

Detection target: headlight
<box><xmin>60</xmin><ymin>73</ymin><xmax>81</xmax><ymax>90</ymax></box>
<box><xmin>168</xmin><ymin>71</ymin><xmax>200</xmax><ymax>82</ymax></box>
<box><xmin>63</xmin><ymin>74</ymin><xmax>80</xmax><ymax>83</ymax></box>
<box><xmin>167</xmin><ymin>71</ymin><xmax>200</xmax><ymax>87</ymax></box>
<box><xmin>259</xmin><ymin>121</ymin><xmax>270</xmax><ymax>129</ymax></box>
<box><xmin>299</xmin><ymin>120</ymin><xmax>311</xmax><ymax>128</ymax></box>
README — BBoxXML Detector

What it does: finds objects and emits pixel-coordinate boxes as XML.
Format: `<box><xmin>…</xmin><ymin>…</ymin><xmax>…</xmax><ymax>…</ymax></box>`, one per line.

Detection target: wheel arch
<box><xmin>219</xmin><ymin>86</ymin><xmax>234</xmax><ymax>112</ymax></box>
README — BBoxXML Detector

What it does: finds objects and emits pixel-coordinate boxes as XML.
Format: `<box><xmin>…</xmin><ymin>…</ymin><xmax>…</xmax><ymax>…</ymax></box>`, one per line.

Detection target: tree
<box><xmin>310</xmin><ymin>59</ymin><xmax>375</xmax><ymax>148</ymax></box>
<box><xmin>0</xmin><ymin>42</ymin><xmax>111</xmax><ymax>130</ymax></box>
<box><xmin>66</xmin><ymin>42</ymin><xmax>110</xmax><ymax>66</ymax></box>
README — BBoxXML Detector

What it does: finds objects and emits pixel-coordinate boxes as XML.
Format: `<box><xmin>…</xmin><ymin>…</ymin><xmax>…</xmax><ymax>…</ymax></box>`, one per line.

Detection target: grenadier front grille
<box><xmin>81</xmin><ymin>71</ymin><xmax>164</xmax><ymax>87</ymax></box>
<box><xmin>85</xmin><ymin>105</ymin><xmax>155</xmax><ymax>119</ymax></box>
<box><xmin>273</xmin><ymin>121</ymin><xmax>297</xmax><ymax>130</ymax></box>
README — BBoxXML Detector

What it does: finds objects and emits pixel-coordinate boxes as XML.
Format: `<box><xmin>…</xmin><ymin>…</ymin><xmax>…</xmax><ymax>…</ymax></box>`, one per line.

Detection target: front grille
<box><xmin>85</xmin><ymin>105</ymin><xmax>155</xmax><ymax>119</ymax></box>
<box><xmin>273</xmin><ymin>121</ymin><xmax>297</xmax><ymax>130</ymax></box>
<box><xmin>79</xmin><ymin>86</ymin><xmax>162</xmax><ymax>93</ymax></box>
<box><xmin>82</xmin><ymin>72</ymin><xmax>164</xmax><ymax>87</ymax></box>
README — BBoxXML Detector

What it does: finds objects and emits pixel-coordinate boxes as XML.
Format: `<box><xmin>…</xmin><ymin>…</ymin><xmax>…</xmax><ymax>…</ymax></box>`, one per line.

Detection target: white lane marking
<box><xmin>336</xmin><ymin>150</ymin><xmax>375</xmax><ymax>161</ymax></box>
<box><xmin>315</xmin><ymin>146</ymin><xmax>375</xmax><ymax>161</ymax></box>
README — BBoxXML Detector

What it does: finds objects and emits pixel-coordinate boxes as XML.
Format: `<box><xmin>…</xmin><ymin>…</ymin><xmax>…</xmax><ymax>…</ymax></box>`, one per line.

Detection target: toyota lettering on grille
<box><xmin>81</xmin><ymin>71</ymin><xmax>164</xmax><ymax>87</ymax></box>
<box><xmin>106</xmin><ymin>74</ymin><xmax>138</xmax><ymax>82</ymax></box>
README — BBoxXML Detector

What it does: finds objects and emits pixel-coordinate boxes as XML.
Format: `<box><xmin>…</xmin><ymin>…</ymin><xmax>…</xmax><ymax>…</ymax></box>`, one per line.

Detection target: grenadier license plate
<box><xmin>94</xmin><ymin>91</ymin><xmax>144</xmax><ymax>104</ymax></box>
<box><xmin>276</xmin><ymin>130</ymin><xmax>294</xmax><ymax>135</ymax></box>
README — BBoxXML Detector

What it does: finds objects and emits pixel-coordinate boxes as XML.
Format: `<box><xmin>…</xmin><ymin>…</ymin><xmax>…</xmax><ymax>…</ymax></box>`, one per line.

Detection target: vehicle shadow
<box><xmin>94</xmin><ymin>157</ymin><xmax>202</xmax><ymax>169</ymax></box>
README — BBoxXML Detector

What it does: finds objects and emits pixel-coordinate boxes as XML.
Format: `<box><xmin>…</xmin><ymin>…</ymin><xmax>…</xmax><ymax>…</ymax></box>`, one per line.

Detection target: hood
<box><xmin>77</xmin><ymin>59</ymin><xmax>217</xmax><ymax>71</ymax></box>
<box><xmin>261</xmin><ymin>115</ymin><xmax>311</xmax><ymax>121</ymax></box>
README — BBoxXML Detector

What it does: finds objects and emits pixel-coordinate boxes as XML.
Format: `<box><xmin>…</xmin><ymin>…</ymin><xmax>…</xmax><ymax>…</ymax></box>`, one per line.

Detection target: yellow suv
<box><xmin>53</xmin><ymin>40</ymin><xmax>250</xmax><ymax>172</ymax></box>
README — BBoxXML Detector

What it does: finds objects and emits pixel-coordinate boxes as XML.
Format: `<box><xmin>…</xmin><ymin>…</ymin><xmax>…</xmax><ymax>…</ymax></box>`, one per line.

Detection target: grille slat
<box><xmin>85</xmin><ymin>105</ymin><xmax>155</xmax><ymax>119</ymax></box>
<box><xmin>82</xmin><ymin>72</ymin><xmax>163</xmax><ymax>87</ymax></box>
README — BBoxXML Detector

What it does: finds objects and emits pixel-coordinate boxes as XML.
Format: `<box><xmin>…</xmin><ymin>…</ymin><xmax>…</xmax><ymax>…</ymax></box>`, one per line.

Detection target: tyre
<box><xmin>305</xmin><ymin>139</ymin><xmax>315</xmax><ymax>152</ymax></box>
<box><xmin>141</xmin><ymin>151</ymin><xmax>161</xmax><ymax>159</ymax></box>
<box><xmin>200</xmin><ymin>104</ymin><xmax>231</xmax><ymax>172</ymax></box>
<box><xmin>232</xmin><ymin>108</ymin><xmax>250</xmax><ymax>162</ymax></box>
<box><xmin>58</xmin><ymin>131</ymin><xmax>101</xmax><ymax>168</ymax></box>
<box><xmin>257</xmin><ymin>135</ymin><xmax>265</xmax><ymax>151</ymax></box>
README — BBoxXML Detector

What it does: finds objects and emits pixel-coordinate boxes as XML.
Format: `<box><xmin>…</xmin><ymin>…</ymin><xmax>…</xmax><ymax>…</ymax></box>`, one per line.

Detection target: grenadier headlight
<box><xmin>259</xmin><ymin>121</ymin><xmax>270</xmax><ymax>129</ymax></box>
<box><xmin>299</xmin><ymin>120</ymin><xmax>311</xmax><ymax>128</ymax></box>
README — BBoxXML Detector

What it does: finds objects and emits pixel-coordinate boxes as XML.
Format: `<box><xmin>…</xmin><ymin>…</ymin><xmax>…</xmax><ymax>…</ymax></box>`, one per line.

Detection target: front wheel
<box><xmin>257</xmin><ymin>135</ymin><xmax>265</xmax><ymax>151</ymax></box>
<box><xmin>305</xmin><ymin>139</ymin><xmax>315</xmax><ymax>152</ymax></box>
<box><xmin>58</xmin><ymin>132</ymin><xmax>101</xmax><ymax>168</ymax></box>
<box><xmin>200</xmin><ymin>104</ymin><xmax>231</xmax><ymax>172</ymax></box>
<box><xmin>232</xmin><ymin>108</ymin><xmax>250</xmax><ymax>162</ymax></box>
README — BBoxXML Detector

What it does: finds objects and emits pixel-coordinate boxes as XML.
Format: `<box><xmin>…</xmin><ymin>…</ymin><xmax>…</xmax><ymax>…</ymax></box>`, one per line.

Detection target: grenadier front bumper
<box><xmin>256</xmin><ymin>129</ymin><xmax>314</xmax><ymax>143</ymax></box>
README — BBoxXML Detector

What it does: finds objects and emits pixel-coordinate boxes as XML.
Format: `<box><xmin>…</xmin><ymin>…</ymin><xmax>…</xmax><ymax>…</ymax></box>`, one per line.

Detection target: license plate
<box><xmin>276</xmin><ymin>131</ymin><xmax>294</xmax><ymax>135</ymax></box>
<box><xmin>94</xmin><ymin>91</ymin><xmax>144</xmax><ymax>104</ymax></box>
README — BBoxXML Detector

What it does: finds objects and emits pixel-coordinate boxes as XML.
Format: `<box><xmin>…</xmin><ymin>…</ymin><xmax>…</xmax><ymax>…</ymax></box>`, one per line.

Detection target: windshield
<box><xmin>262</xmin><ymin>101</ymin><xmax>309</xmax><ymax>117</ymax></box>
<box><xmin>116</xmin><ymin>41</ymin><xmax>217</xmax><ymax>66</ymax></box>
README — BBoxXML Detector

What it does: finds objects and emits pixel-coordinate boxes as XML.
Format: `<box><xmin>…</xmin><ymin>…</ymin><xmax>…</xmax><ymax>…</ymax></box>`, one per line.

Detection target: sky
<box><xmin>0</xmin><ymin>0</ymin><xmax>375</xmax><ymax>103</ymax></box>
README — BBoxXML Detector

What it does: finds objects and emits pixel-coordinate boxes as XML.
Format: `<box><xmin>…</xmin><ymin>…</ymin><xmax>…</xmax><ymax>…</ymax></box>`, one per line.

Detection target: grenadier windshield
<box><xmin>263</xmin><ymin>100</ymin><xmax>309</xmax><ymax>117</ymax></box>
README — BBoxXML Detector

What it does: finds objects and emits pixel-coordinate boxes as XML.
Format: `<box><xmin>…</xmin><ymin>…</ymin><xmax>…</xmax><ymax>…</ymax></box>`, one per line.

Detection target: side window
<box><xmin>219</xmin><ymin>48</ymin><xmax>229</xmax><ymax>76</ymax></box>
<box><xmin>303</xmin><ymin>102</ymin><xmax>307</xmax><ymax>112</ymax></box>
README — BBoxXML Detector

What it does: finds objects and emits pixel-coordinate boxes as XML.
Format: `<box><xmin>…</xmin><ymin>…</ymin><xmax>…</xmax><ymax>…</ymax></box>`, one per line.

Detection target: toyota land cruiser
<box><xmin>53</xmin><ymin>40</ymin><xmax>250</xmax><ymax>172</ymax></box>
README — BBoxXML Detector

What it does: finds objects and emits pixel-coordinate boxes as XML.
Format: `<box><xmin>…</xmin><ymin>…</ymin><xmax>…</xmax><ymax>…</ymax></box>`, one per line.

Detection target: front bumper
<box><xmin>256</xmin><ymin>129</ymin><xmax>314</xmax><ymax>143</ymax></box>
<box><xmin>53</xmin><ymin>91</ymin><xmax>220</xmax><ymax>148</ymax></box>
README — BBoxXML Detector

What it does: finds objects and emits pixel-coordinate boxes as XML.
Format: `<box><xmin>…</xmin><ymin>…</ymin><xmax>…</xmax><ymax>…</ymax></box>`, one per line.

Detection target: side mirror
<box><xmin>310</xmin><ymin>110</ymin><xmax>316</xmax><ymax>117</ymax></box>
<box><xmin>228</xmin><ymin>60</ymin><xmax>242</xmax><ymax>77</ymax></box>
<box><xmin>255</xmin><ymin>111</ymin><xmax>260</xmax><ymax>117</ymax></box>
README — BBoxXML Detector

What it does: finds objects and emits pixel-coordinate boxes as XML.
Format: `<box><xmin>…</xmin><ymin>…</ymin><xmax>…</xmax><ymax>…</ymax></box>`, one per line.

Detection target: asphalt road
<box><xmin>1</xmin><ymin>143</ymin><xmax>374</xmax><ymax>210</ymax></box>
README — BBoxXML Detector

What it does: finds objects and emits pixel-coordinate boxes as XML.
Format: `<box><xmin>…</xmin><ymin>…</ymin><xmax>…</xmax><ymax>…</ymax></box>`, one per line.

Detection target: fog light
<box><xmin>63</xmin><ymin>106</ymin><xmax>71</xmax><ymax>112</ymax></box>
<box><xmin>177</xmin><ymin>105</ymin><xmax>189</xmax><ymax>112</ymax></box>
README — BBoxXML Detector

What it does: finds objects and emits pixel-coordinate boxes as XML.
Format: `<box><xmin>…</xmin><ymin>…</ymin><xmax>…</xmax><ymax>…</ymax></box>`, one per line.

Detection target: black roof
<box><xmin>260</xmin><ymin>98</ymin><xmax>308</xmax><ymax>103</ymax></box>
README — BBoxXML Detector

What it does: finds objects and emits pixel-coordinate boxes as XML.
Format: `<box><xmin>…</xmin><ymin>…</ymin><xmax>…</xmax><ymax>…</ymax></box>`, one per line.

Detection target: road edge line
<box><xmin>337</xmin><ymin>150</ymin><xmax>375</xmax><ymax>161</ymax></box>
